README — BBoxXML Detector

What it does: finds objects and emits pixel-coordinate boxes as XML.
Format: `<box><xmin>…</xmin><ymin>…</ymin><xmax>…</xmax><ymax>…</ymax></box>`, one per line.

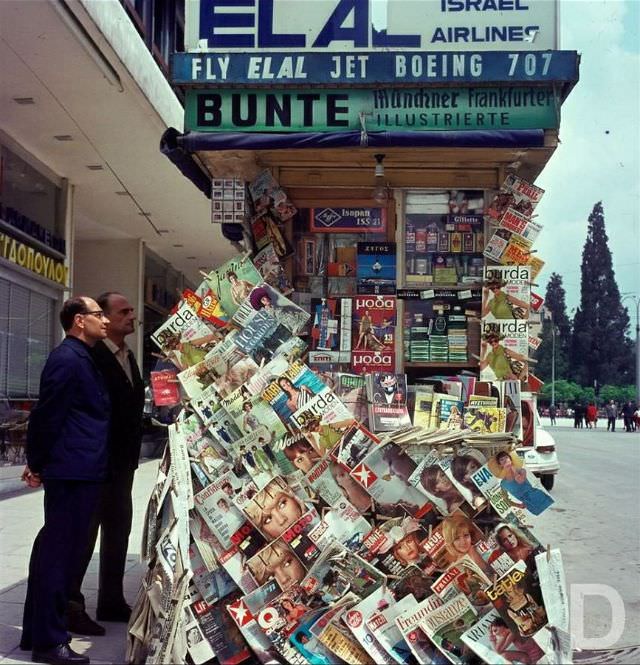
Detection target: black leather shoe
<box><xmin>66</xmin><ymin>609</ymin><xmax>105</xmax><ymax>636</ymax></box>
<box><xmin>31</xmin><ymin>643</ymin><xmax>90</xmax><ymax>664</ymax></box>
<box><xmin>96</xmin><ymin>603</ymin><xmax>131</xmax><ymax>622</ymax></box>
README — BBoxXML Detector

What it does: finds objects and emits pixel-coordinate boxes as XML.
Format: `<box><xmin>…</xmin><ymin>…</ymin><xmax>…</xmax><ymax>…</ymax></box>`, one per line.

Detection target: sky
<box><xmin>534</xmin><ymin>0</ymin><xmax>640</xmax><ymax>316</ymax></box>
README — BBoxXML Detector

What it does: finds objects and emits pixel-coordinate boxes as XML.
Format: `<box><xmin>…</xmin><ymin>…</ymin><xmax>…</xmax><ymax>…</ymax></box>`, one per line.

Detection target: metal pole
<box><xmin>623</xmin><ymin>295</ymin><xmax>640</xmax><ymax>406</ymax></box>
<box><xmin>551</xmin><ymin>316</ymin><xmax>556</xmax><ymax>407</ymax></box>
<box><xmin>635</xmin><ymin>308</ymin><xmax>640</xmax><ymax>406</ymax></box>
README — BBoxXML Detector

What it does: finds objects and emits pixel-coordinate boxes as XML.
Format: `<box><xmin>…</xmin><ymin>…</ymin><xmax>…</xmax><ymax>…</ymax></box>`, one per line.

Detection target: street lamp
<box><xmin>622</xmin><ymin>294</ymin><xmax>640</xmax><ymax>405</ymax></box>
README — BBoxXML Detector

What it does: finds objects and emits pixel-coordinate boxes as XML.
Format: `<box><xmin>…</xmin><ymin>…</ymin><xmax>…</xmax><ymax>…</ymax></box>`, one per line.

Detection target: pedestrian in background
<box><xmin>548</xmin><ymin>404</ymin><xmax>557</xmax><ymax>426</ymax></box>
<box><xmin>622</xmin><ymin>401</ymin><xmax>635</xmax><ymax>432</ymax></box>
<box><xmin>68</xmin><ymin>293</ymin><xmax>145</xmax><ymax>633</ymax></box>
<box><xmin>573</xmin><ymin>403</ymin><xmax>584</xmax><ymax>429</ymax></box>
<box><xmin>21</xmin><ymin>297</ymin><xmax>111</xmax><ymax>665</ymax></box>
<box><xmin>585</xmin><ymin>403</ymin><xmax>598</xmax><ymax>429</ymax></box>
<box><xmin>605</xmin><ymin>400</ymin><xmax>618</xmax><ymax>432</ymax></box>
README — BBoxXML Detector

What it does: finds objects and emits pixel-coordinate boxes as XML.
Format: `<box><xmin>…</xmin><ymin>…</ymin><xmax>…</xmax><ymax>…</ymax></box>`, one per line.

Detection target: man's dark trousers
<box><xmin>68</xmin><ymin>470</ymin><xmax>135</xmax><ymax>610</ymax></box>
<box><xmin>22</xmin><ymin>481</ymin><xmax>101</xmax><ymax>649</ymax></box>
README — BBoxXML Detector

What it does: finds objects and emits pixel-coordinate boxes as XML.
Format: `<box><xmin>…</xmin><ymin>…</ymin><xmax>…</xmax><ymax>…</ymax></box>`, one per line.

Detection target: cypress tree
<box><xmin>570</xmin><ymin>202</ymin><xmax>631</xmax><ymax>386</ymax></box>
<box><xmin>534</xmin><ymin>273</ymin><xmax>571</xmax><ymax>381</ymax></box>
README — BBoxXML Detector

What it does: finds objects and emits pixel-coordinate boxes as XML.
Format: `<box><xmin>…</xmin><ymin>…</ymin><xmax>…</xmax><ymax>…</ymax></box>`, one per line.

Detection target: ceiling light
<box><xmin>157</xmin><ymin>229</ymin><xmax>170</xmax><ymax>234</ymax></box>
<box><xmin>86</xmin><ymin>164</ymin><xmax>104</xmax><ymax>170</ymax></box>
<box><xmin>186</xmin><ymin>256</ymin><xmax>196</xmax><ymax>260</ymax></box>
<box><xmin>138</xmin><ymin>211</ymin><xmax>151</xmax><ymax>216</ymax></box>
<box><xmin>372</xmin><ymin>153</ymin><xmax>388</xmax><ymax>204</ymax></box>
<box><xmin>172</xmin><ymin>244</ymin><xmax>184</xmax><ymax>248</ymax></box>
<box><xmin>115</xmin><ymin>190</ymin><xmax>129</xmax><ymax>196</ymax></box>
<box><xmin>54</xmin><ymin>135</ymin><xmax>74</xmax><ymax>141</ymax></box>
<box><xmin>13</xmin><ymin>97</ymin><xmax>35</xmax><ymax>105</ymax></box>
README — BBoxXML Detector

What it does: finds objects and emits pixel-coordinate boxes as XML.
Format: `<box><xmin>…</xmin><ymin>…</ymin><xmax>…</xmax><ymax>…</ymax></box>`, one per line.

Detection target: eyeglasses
<box><xmin>82</xmin><ymin>310</ymin><xmax>107</xmax><ymax>319</ymax></box>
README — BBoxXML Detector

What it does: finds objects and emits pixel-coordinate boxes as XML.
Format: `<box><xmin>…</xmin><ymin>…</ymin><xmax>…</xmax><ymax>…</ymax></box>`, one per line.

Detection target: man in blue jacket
<box><xmin>20</xmin><ymin>296</ymin><xmax>111</xmax><ymax>665</ymax></box>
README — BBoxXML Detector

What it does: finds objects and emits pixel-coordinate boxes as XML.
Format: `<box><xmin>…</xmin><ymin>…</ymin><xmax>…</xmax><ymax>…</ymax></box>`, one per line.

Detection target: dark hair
<box><xmin>490</xmin><ymin>617</ymin><xmax>508</xmax><ymax>629</ymax></box>
<box><xmin>59</xmin><ymin>296</ymin><xmax>88</xmax><ymax>331</ymax></box>
<box><xmin>496</xmin><ymin>451</ymin><xmax>511</xmax><ymax>464</ymax></box>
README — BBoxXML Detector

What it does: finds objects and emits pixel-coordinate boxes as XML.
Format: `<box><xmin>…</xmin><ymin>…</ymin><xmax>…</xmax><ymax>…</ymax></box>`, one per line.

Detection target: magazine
<box><xmin>487</xmin><ymin>561</ymin><xmax>548</xmax><ymax>639</ymax></box>
<box><xmin>191</xmin><ymin>595</ymin><xmax>252</xmax><ymax>664</ymax></box>
<box><xmin>366</xmin><ymin>593</ymin><xmax>417</xmax><ymax>664</ymax></box>
<box><xmin>330</xmin><ymin>423</ymin><xmax>380</xmax><ymax>472</ymax></box>
<box><xmin>301</xmin><ymin>541</ymin><xmax>385</xmax><ymax>605</ymax></box>
<box><xmin>409</xmin><ymin>451</ymin><xmax>471</xmax><ymax>517</ymax></box>
<box><xmin>463</xmin><ymin>407</ymin><xmax>507</xmax><ymax>433</ymax></box>
<box><xmin>420</xmin><ymin>593</ymin><xmax>478</xmax><ymax>664</ymax></box>
<box><xmin>482</xmin><ymin>265</ymin><xmax>531</xmax><ymax>323</ymax></box>
<box><xmin>193</xmin><ymin>278</ymin><xmax>228</xmax><ymax>326</ymax></box>
<box><xmin>309</xmin><ymin>297</ymin><xmax>351</xmax><ymax>362</ymax></box>
<box><xmin>480</xmin><ymin>321</ymin><xmax>529</xmax><ymax>382</ymax></box>
<box><xmin>206</xmin><ymin>256</ymin><xmax>262</xmax><ymax>318</ymax></box>
<box><xmin>352</xmin><ymin>295</ymin><xmax>396</xmax><ymax>352</ymax></box>
<box><xmin>226</xmin><ymin>580</ymin><xmax>283</xmax><ymax>664</ymax></box>
<box><xmin>394</xmin><ymin>594</ymin><xmax>446</xmax><ymax>664</ymax></box>
<box><xmin>431</xmin><ymin>555</ymin><xmax>492</xmax><ymax>615</ymax></box>
<box><xmin>331</xmin><ymin>372</ymin><xmax>369</xmax><ymax>425</ymax></box>
<box><xmin>438</xmin><ymin>398</ymin><xmax>464</xmax><ymax>430</ymax></box>
<box><xmin>262</xmin><ymin>360</ymin><xmax>329</xmax><ymax>426</ymax></box>
<box><xmin>343</xmin><ymin>586</ymin><xmax>397</xmax><ymax>664</ymax></box>
<box><xmin>249</xmin><ymin>169</ymin><xmax>297</xmax><ymax>223</ymax></box>
<box><xmin>253</xmin><ymin>242</ymin><xmax>294</xmax><ymax>295</ymax></box>
<box><xmin>354</xmin><ymin>441</ymin><xmax>432</xmax><ymax>518</ymax></box>
<box><xmin>461</xmin><ymin>607</ymin><xmax>546</xmax><ymax>664</ymax></box>
<box><xmin>499</xmin><ymin>207</ymin><xmax>543</xmax><ymax>243</ymax></box>
<box><xmin>233</xmin><ymin>282</ymin><xmax>310</xmax><ymax>336</ymax></box>
<box><xmin>233</xmin><ymin>308</ymin><xmax>293</xmax><ymax>366</ymax></box>
<box><xmin>289</xmin><ymin>389</ymin><xmax>355</xmax><ymax>454</ymax></box>
<box><xmin>365</xmin><ymin>373</ymin><xmax>411</xmax><ymax>432</ymax></box>
<box><xmin>471</xmin><ymin>450</ymin><xmax>554</xmax><ymax>518</ymax></box>
<box><xmin>246</xmin><ymin>537</ymin><xmax>309</xmax><ymax>591</ymax></box>
<box><xmin>351</xmin><ymin>348</ymin><xmax>395</xmax><ymax>375</ymax></box>
<box><xmin>412</xmin><ymin>385</ymin><xmax>434</xmax><ymax>429</ymax></box>
<box><xmin>193</xmin><ymin>472</ymin><xmax>250</xmax><ymax>547</ymax></box>
<box><xmin>253</xmin><ymin>585</ymin><xmax>314</xmax><ymax>664</ymax></box>
<box><xmin>486</xmin><ymin>174</ymin><xmax>544</xmax><ymax>221</ymax></box>
<box><xmin>310</xmin><ymin>595</ymin><xmax>374</xmax><ymax>664</ymax></box>
<box><xmin>150</xmin><ymin>369</ymin><xmax>180</xmax><ymax>406</ymax></box>
<box><xmin>499</xmin><ymin>379</ymin><xmax>523</xmax><ymax>440</ymax></box>
<box><xmin>152</xmin><ymin>302</ymin><xmax>217</xmax><ymax>369</ymax></box>
<box><xmin>356</xmin><ymin>242</ymin><xmax>396</xmax><ymax>294</ymax></box>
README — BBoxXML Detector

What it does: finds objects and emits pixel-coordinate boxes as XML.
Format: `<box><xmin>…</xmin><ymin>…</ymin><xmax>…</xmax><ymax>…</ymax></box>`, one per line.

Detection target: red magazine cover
<box><xmin>150</xmin><ymin>370</ymin><xmax>180</xmax><ymax>406</ymax></box>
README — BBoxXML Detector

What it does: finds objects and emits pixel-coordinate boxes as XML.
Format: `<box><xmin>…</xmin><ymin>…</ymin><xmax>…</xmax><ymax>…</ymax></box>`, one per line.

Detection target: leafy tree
<box><xmin>534</xmin><ymin>273</ymin><xmax>571</xmax><ymax>382</ymax></box>
<box><xmin>599</xmin><ymin>384</ymin><xmax>636</xmax><ymax>404</ymax></box>
<box><xmin>570</xmin><ymin>202</ymin><xmax>632</xmax><ymax>385</ymax></box>
<box><xmin>539</xmin><ymin>380</ymin><xmax>583</xmax><ymax>403</ymax></box>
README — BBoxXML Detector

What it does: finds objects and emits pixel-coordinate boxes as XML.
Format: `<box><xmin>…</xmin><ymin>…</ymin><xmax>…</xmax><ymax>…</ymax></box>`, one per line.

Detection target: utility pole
<box><xmin>551</xmin><ymin>319</ymin><xmax>556</xmax><ymax>407</ymax></box>
<box><xmin>622</xmin><ymin>295</ymin><xmax>640</xmax><ymax>405</ymax></box>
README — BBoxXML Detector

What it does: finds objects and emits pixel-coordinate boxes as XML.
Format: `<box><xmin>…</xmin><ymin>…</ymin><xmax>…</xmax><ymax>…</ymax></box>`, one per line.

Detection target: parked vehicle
<box><xmin>516</xmin><ymin>401</ymin><xmax>559</xmax><ymax>491</ymax></box>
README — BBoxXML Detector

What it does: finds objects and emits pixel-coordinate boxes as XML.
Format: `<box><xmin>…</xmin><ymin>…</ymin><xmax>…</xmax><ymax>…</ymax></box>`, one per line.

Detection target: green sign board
<box><xmin>184</xmin><ymin>87</ymin><xmax>559</xmax><ymax>133</ymax></box>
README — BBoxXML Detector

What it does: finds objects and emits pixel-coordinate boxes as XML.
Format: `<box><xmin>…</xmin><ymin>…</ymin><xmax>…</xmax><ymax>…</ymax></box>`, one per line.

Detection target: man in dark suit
<box><xmin>67</xmin><ymin>292</ymin><xmax>145</xmax><ymax>632</ymax></box>
<box><xmin>21</xmin><ymin>296</ymin><xmax>111</xmax><ymax>665</ymax></box>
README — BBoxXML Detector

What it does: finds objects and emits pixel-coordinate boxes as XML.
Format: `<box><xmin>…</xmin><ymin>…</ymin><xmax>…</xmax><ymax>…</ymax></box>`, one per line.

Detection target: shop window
<box><xmin>0</xmin><ymin>277</ymin><xmax>55</xmax><ymax>399</ymax></box>
<box><xmin>0</xmin><ymin>145</ymin><xmax>63</xmax><ymax>245</ymax></box>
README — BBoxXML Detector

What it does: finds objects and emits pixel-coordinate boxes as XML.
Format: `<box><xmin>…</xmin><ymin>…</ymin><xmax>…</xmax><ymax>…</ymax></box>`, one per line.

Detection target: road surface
<box><xmin>534</xmin><ymin>423</ymin><xmax>640</xmax><ymax>658</ymax></box>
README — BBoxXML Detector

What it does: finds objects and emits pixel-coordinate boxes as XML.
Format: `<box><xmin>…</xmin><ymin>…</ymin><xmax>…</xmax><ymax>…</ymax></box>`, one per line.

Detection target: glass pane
<box><xmin>7</xmin><ymin>284</ymin><xmax>29</xmax><ymax>397</ymax></box>
<box><xmin>28</xmin><ymin>291</ymin><xmax>53</xmax><ymax>398</ymax></box>
<box><xmin>0</xmin><ymin>279</ymin><xmax>9</xmax><ymax>397</ymax></box>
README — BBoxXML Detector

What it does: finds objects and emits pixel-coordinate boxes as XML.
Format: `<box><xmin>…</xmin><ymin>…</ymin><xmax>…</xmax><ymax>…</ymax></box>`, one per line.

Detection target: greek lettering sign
<box><xmin>185</xmin><ymin>0</ymin><xmax>557</xmax><ymax>53</ymax></box>
<box><xmin>310</xmin><ymin>207</ymin><xmax>387</xmax><ymax>233</ymax></box>
<box><xmin>184</xmin><ymin>86</ymin><xmax>559</xmax><ymax>133</ymax></box>
<box><xmin>172</xmin><ymin>50</ymin><xmax>577</xmax><ymax>86</ymax></box>
<box><xmin>0</xmin><ymin>231</ymin><xmax>69</xmax><ymax>286</ymax></box>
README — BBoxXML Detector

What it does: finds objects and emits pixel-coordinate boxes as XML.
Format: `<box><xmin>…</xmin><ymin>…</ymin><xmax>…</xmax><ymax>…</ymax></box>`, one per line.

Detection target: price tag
<box><xmin>458</xmin><ymin>290</ymin><xmax>473</xmax><ymax>300</ymax></box>
<box><xmin>420</xmin><ymin>290</ymin><xmax>435</xmax><ymax>300</ymax></box>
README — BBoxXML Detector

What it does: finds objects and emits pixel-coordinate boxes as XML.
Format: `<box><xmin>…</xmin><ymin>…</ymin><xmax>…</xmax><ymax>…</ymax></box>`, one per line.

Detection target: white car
<box><xmin>516</xmin><ymin>412</ymin><xmax>559</xmax><ymax>491</ymax></box>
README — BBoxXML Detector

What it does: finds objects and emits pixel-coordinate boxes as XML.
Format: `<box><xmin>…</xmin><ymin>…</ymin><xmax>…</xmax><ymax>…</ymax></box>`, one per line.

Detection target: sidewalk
<box><xmin>0</xmin><ymin>459</ymin><xmax>159</xmax><ymax>665</ymax></box>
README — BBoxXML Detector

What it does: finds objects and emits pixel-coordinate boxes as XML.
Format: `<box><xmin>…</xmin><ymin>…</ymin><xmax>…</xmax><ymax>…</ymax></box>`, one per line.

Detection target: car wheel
<box><xmin>540</xmin><ymin>474</ymin><xmax>554</xmax><ymax>491</ymax></box>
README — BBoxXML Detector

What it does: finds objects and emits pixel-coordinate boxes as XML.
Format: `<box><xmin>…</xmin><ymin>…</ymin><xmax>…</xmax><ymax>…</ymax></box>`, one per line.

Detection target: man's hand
<box><xmin>21</xmin><ymin>466</ymin><xmax>42</xmax><ymax>488</ymax></box>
